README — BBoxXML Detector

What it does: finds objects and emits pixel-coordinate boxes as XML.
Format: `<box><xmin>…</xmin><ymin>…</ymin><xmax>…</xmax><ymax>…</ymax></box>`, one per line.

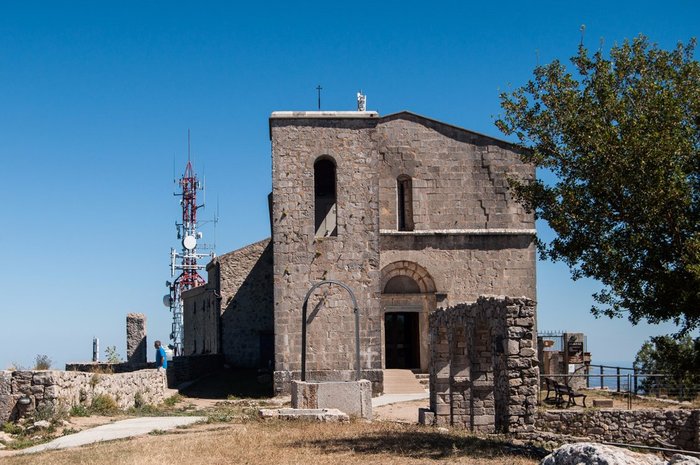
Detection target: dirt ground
<box><xmin>373</xmin><ymin>399</ymin><xmax>429</xmax><ymax>423</ymax></box>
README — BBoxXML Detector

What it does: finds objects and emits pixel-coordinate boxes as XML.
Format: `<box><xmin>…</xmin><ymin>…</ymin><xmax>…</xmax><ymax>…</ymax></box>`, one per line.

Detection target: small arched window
<box><xmin>397</xmin><ymin>175</ymin><xmax>414</xmax><ymax>231</ymax></box>
<box><xmin>314</xmin><ymin>158</ymin><xmax>337</xmax><ymax>237</ymax></box>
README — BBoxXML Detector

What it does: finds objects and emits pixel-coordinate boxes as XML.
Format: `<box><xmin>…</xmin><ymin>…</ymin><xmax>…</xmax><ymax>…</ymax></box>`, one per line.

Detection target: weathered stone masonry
<box><xmin>535</xmin><ymin>409</ymin><xmax>700</xmax><ymax>451</ymax></box>
<box><xmin>271</xmin><ymin>115</ymin><xmax>383</xmax><ymax>394</ymax></box>
<box><xmin>182</xmin><ymin>110</ymin><xmax>536</xmax><ymax>397</ymax></box>
<box><xmin>420</xmin><ymin>297</ymin><xmax>538</xmax><ymax>433</ymax></box>
<box><xmin>0</xmin><ymin>369</ymin><xmax>166</xmax><ymax>422</ymax></box>
<box><xmin>183</xmin><ymin>239</ymin><xmax>274</xmax><ymax>368</ymax></box>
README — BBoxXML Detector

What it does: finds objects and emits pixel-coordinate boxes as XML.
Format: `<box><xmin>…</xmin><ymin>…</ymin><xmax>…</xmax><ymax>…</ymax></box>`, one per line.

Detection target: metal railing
<box><xmin>543</xmin><ymin>372</ymin><xmax>699</xmax><ymax>409</ymax></box>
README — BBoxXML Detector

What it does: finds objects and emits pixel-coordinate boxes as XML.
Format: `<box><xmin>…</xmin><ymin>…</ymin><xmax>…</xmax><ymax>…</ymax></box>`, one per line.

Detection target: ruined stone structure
<box><xmin>126</xmin><ymin>313</ymin><xmax>147</xmax><ymax>367</ymax></box>
<box><xmin>0</xmin><ymin>369</ymin><xmax>167</xmax><ymax>422</ymax></box>
<box><xmin>419</xmin><ymin>297</ymin><xmax>538</xmax><ymax>433</ymax></box>
<box><xmin>183</xmin><ymin>110</ymin><xmax>536</xmax><ymax>395</ymax></box>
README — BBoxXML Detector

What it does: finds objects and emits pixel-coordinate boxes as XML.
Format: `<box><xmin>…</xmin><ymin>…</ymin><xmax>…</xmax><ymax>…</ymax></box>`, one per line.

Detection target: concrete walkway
<box><xmin>19</xmin><ymin>416</ymin><xmax>206</xmax><ymax>455</ymax></box>
<box><xmin>372</xmin><ymin>392</ymin><xmax>429</xmax><ymax>407</ymax></box>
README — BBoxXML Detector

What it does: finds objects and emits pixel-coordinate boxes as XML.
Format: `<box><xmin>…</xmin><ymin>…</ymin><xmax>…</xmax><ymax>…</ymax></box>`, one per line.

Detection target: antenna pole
<box><xmin>164</xmin><ymin>132</ymin><xmax>211</xmax><ymax>356</ymax></box>
<box><xmin>316</xmin><ymin>84</ymin><xmax>322</xmax><ymax>110</ymax></box>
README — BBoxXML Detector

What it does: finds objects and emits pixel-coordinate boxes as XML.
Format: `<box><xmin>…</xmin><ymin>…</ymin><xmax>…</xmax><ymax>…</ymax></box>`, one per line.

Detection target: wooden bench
<box><xmin>543</xmin><ymin>378</ymin><xmax>556</xmax><ymax>401</ymax></box>
<box><xmin>555</xmin><ymin>383</ymin><xmax>587</xmax><ymax>407</ymax></box>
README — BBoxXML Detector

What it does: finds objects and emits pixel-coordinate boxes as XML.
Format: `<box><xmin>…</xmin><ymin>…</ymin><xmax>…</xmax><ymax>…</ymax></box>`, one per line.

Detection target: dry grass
<box><xmin>538</xmin><ymin>386</ymin><xmax>700</xmax><ymax>410</ymax></box>
<box><xmin>2</xmin><ymin>420</ymin><xmax>545</xmax><ymax>465</ymax></box>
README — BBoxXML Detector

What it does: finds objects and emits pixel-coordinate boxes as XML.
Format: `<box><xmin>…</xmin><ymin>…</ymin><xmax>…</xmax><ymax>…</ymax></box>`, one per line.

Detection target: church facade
<box><xmin>183</xmin><ymin>110</ymin><xmax>536</xmax><ymax>395</ymax></box>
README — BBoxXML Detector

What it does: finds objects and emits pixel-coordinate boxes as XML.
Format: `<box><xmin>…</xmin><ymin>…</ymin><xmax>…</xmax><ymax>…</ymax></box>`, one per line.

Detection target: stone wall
<box><xmin>376</xmin><ymin>113</ymin><xmax>534</xmax><ymax>231</ymax></box>
<box><xmin>183</xmin><ymin>278</ymin><xmax>220</xmax><ymax>357</ymax></box>
<box><xmin>169</xmin><ymin>354</ymin><xmax>224</xmax><ymax>385</ymax></box>
<box><xmin>270</xmin><ymin>114</ymin><xmax>383</xmax><ymax>395</ymax></box>
<box><xmin>420</xmin><ymin>297</ymin><xmax>538</xmax><ymax>434</ymax></box>
<box><xmin>182</xmin><ymin>239</ymin><xmax>274</xmax><ymax>367</ymax></box>
<box><xmin>380</xmin><ymin>234</ymin><xmax>536</xmax><ymax>308</ymax></box>
<box><xmin>0</xmin><ymin>369</ymin><xmax>167</xmax><ymax>422</ymax></box>
<box><xmin>217</xmin><ymin>239</ymin><xmax>274</xmax><ymax>368</ymax></box>
<box><xmin>535</xmin><ymin>409</ymin><xmax>700</xmax><ymax>451</ymax></box>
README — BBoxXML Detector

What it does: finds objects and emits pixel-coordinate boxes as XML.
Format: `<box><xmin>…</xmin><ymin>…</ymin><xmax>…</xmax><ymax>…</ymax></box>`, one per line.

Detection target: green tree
<box><xmin>105</xmin><ymin>346</ymin><xmax>122</xmax><ymax>364</ymax></box>
<box><xmin>496</xmin><ymin>35</ymin><xmax>700</xmax><ymax>332</ymax></box>
<box><xmin>633</xmin><ymin>335</ymin><xmax>700</xmax><ymax>398</ymax></box>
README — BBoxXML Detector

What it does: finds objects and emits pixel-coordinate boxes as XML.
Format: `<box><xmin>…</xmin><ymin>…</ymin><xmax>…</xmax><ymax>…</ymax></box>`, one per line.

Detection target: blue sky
<box><xmin>1</xmin><ymin>1</ymin><xmax>698</xmax><ymax>369</ymax></box>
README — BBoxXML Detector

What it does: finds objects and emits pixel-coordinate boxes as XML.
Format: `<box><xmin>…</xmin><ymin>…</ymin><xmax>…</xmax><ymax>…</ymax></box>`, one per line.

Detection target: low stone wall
<box><xmin>170</xmin><ymin>354</ymin><xmax>224</xmax><ymax>385</ymax></box>
<box><xmin>535</xmin><ymin>409</ymin><xmax>700</xmax><ymax>451</ymax></box>
<box><xmin>0</xmin><ymin>369</ymin><xmax>167</xmax><ymax>422</ymax></box>
<box><xmin>65</xmin><ymin>362</ymin><xmax>152</xmax><ymax>373</ymax></box>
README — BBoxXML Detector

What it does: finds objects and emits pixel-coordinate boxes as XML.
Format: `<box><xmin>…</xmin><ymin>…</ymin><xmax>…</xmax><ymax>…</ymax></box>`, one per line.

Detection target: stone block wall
<box><xmin>169</xmin><ymin>354</ymin><xmax>224</xmax><ymax>385</ymax></box>
<box><xmin>218</xmin><ymin>239</ymin><xmax>274</xmax><ymax>367</ymax></box>
<box><xmin>535</xmin><ymin>409</ymin><xmax>700</xmax><ymax>451</ymax></box>
<box><xmin>376</xmin><ymin>113</ymin><xmax>534</xmax><ymax>231</ymax></box>
<box><xmin>380</xmin><ymin>234</ymin><xmax>536</xmax><ymax>308</ymax></box>
<box><xmin>182</xmin><ymin>239</ymin><xmax>274</xmax><ymax>367</ymax></box>
<box><xmin>183</xmin><ymin>278</ymin><xmax>220</xmax><ymax>358</ymax></box>
<box><xmin>0</xmin><ymin>369</ymin><xmax>167</xmax><ymax>422</ymax></box>
<box><xmin>270</xmin><ymin>114</ymin><xmax>383</xmax><ymax>394</ymax></box>
<box><xmin>291</xmin><ymin>379</ymin><xmax>373</xmax><ymax>419</ymax></box>
<box><xmin>422</xmin><ymin>297</ymin><xmax>538</xmax><ymax>433</ymax></box>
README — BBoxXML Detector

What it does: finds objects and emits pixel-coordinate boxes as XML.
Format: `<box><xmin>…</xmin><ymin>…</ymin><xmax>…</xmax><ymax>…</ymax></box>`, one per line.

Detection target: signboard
<box><xmin>567</xmin><ymin>341</ymin><xmax>584</xmax><ymax>364</ymax></box>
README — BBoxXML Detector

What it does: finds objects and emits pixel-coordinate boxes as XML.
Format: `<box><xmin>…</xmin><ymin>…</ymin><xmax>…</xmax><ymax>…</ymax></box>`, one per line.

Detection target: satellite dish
<box><xmin>183</xmin><ymin>235</ymin><xmax>197</xmax><ymax>250</ymax></box>
<box><xmin>163</xmin><ymin>295</ymin><xmax>172</xmax><ymax>307</ymax></box>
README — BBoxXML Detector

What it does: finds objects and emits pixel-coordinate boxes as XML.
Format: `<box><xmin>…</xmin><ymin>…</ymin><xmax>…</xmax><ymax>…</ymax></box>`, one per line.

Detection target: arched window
<box><xmin>314</xmin><ymin>158</ymin><xmax>337</xmax><ymax>237</ymax></box>
<box><xmin>397</xmin><ymin>175</ymin><xmax>414</xmax><ymax>231</ymax></box>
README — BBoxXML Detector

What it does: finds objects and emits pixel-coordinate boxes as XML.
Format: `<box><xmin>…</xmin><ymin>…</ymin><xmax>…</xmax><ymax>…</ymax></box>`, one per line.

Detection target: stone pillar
<box><xmin>126</xmin><ymin>313</ymin><xmax>147</xmax><ymax>367</ymax></box>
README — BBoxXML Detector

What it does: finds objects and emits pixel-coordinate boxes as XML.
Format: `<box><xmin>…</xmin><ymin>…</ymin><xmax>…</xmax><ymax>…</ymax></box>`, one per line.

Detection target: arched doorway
<box><xmin>381</xmin><ymin>261</ymin><xmax>437</xmax><ymax>371</ymax></box>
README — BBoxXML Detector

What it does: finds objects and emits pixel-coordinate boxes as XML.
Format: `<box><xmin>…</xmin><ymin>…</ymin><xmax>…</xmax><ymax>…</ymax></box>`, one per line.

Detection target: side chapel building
<box><xmin>183</xmin><ymin>109</ymin><xmax>536</xmax><ymax>394</ymax></box>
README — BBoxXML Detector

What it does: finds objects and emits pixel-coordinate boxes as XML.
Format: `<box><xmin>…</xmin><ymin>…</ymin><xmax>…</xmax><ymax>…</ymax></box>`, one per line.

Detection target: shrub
<box><xmin>2</xmin><ymin>422</ymin><xmax>23</xmax><ymax>435</ymax></box>
<box><xmin>70</xmin><ymin>404</ymin><xmax>90</xmax><ymax>417</ymax></box>
<box><xmin>134</xmin><ymin>392</ymin><xmax>145</xmax><ymax>409</ymax></box>
<box><xmin>163</xmin><ymin>394</ymin><xmax>182</xmax><ymax>407</ymax></box>
<box><xmin>33</xmin><ymin>354</ymin><xmax>52</xmax><ymax>370</ymax></box>
<box><xmin>104</xmin><ymin>346</ymin><xmax>122</xmax><ymax>364</ymax></box>
<box><xmin>90</xmin><ymin>394</ymin><xmax>119</xmax><ymax>415</ymax></box>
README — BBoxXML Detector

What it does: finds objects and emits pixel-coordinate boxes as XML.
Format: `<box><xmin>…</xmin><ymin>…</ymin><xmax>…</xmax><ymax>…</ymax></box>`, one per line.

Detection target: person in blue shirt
<box><xmin>154</xmin><ymin>340</ymin><xmax>167</xmax><ymax>370</ymax></box>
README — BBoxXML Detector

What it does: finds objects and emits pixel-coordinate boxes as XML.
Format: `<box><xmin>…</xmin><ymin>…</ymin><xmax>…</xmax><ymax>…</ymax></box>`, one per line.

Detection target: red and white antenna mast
<box><xmin>163</xmin><ymin>130</ymin><xmax>215</xmax><ymax>355</ymax></box>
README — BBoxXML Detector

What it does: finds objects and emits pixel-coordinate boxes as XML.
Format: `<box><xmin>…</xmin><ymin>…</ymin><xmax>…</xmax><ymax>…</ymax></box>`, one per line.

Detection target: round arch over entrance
<box><xmin>380</xmin><ymin>261</ymin><xmax>436</xmax><ymax>371</ymax></box>
<box><xmin>380</xmin><ymin>261</ymin><xmax>436</xmax><ymax>294</ymax></box>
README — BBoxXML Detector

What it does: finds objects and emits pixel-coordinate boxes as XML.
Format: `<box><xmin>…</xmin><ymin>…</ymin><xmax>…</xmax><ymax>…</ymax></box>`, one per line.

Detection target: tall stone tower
<box><xmin>269</xmin><ymin>111</ymin><xmax>384</xmax><ymax>394</ymax></box>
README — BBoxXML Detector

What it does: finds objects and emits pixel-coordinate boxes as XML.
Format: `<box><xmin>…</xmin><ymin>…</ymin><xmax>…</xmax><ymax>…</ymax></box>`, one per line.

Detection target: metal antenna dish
<box><xmin>163</xmin><ymin>295</ymin><xmax>172</xmax><ymax>307</ymax></box>
<box><xmin>183</xmin><ymin>235</ymin><xmax>197</xmax><ymax>250</ymax></box>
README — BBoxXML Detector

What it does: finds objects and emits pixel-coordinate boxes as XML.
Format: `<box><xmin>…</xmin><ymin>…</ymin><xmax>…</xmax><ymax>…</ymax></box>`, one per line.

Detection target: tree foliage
<box><xmin>633</xmin><ymin>335</ymin><xmax>700</xmax><ymax>398</ymax></box>
<box><xmin>496</xmin><ymin>35</ymin><xmax>700</xmax><ymax>332</ymax></box>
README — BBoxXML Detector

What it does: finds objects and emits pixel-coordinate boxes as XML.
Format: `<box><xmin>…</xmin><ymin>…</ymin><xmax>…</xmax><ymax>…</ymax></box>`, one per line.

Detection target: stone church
<box><xmin>182</xmin><ymin>109</ymin><xmax>536</xmax><ymax>395</ymax></box>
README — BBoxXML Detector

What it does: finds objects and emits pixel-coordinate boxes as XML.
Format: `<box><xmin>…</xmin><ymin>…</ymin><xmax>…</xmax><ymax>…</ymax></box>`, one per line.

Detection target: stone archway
<box><xmin>380</xmin><ymin>261</ymin><xmax>437</xmax><ymax>371</ymax></box>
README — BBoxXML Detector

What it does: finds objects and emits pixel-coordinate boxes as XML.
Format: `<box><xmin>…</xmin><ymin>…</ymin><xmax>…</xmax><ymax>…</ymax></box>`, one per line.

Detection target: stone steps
<box><xmin>383</xmin><ymin>369</ymin><xmax>427</xmax><ymax>394</ymax></box>
<box><xmin>412</xmin><ymin>371</ymin><xmax>430</xmax><ymax>387</ymax></box>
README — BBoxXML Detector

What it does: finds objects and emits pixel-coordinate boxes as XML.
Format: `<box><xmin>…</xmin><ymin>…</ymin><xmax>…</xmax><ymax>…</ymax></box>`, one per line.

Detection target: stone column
<box><xmin>126</xmin><ymin>313</ymin><xmax>147</xmax><ymax>367</ymax></box>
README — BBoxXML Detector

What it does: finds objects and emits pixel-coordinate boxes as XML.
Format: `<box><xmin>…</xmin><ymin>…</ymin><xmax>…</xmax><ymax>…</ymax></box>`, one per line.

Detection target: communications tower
<box><xmin>163</xmin><ymin>132</ymin><xmax>215</xmax><ymax>355</ymax></box>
